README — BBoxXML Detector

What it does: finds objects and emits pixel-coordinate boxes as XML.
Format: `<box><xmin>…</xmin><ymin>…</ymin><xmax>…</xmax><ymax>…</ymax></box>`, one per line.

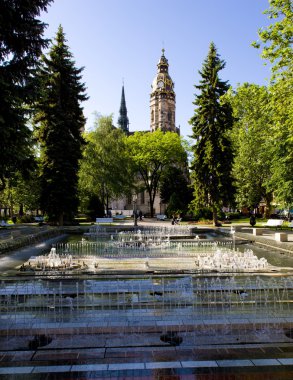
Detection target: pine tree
<box><xmin>189</xmin><ymin>42</ymin><xmax>234</xmax><ymax>226</ymax></box>
<box><xmin>0</xmin><ymin>0</ymin><xmax>53</xmax><ymax>191</ymax></box>
<box><xmin>35</xmin><ymin>26</ymin><xmax>88</xmax><ymax>225</ymax></box>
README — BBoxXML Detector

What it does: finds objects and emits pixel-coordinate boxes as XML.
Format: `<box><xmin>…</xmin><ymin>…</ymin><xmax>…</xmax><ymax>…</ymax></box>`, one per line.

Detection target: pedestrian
<box><xmin>139</xmin><ymin>210</ymin><xmax>143</xmax><ymax>221</ymax></box>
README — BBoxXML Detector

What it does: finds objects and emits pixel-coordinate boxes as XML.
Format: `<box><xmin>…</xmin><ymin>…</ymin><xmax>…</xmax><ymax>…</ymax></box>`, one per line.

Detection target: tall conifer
<box><xmin>0</xmin><ymin>0</ymin><xmax>52</xmax><ymax>191</ymax></box>
<box><xmin>189</xmin><ymin>42</ymin><xmax>234</xmax><ymax>225</ymax></box>
<box><xmin>35</xmin><ymin>26</ymin><xmax>88</xmax><ymax>225</ymax></box>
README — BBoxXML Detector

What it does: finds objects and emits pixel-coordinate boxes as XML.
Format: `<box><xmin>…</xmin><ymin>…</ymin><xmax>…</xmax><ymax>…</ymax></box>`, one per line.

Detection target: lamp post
<box><xmin>132</xmin><ymin>194</ymin><xmax>138</xmax><ymax>226</ymax></box>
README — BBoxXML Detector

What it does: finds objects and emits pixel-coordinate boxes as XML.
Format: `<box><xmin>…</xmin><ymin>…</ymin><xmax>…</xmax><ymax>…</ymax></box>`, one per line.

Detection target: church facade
<box><xmin>110</xmin><ymin>50</ymin><xmax>179</xmax><ymax>216</ymax></box>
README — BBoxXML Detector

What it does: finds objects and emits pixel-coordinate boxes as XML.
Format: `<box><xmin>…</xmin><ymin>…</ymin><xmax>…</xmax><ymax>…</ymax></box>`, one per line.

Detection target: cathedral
<box><xmin>118</xmin><ymin>49</ymin><xmax>179</xmax><ymax>136</ymax></box>
<box><xmin>111</xmin><ymin>49</ymin><xmax>180</xmax><ymax>216</ymax></box>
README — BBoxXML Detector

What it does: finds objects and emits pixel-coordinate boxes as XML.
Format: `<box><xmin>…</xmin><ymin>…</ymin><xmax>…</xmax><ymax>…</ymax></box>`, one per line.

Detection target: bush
<box><xmin>86</xmin><ymin>195</ymin><xmax>104</xmax><ymax>221</ymax></box>
<box><xmin>217</xmin><ymin>210</ymin><xmax>226</xmax><ymax>221</ymax></box>
<box><xmin>18</xmin><ymin>215</ymin><xmax>35</xmax><ymax>223</ymax></box>
<box><xmin>226</xmin><ymin>212</ymin><xmax>241</xmax><ymax>220</ymax></box>
<box><xmin>192</xmin><ymin>208</ymin><xmax>213</xmax><ymax>221</ymax></box>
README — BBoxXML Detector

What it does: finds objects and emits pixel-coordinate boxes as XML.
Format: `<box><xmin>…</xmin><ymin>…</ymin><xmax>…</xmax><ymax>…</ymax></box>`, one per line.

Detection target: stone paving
<box><xmin>0</xmin><ymin>220</ymin><xmax>292</xmax><ymax>379</ymax></box>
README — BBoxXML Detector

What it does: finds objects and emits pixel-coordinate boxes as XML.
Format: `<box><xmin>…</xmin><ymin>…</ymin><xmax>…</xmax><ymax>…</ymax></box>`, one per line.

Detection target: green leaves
<box><xmin>253</xmin><ymin>0</ymin><xmax>293</xmax><ymax>76</ymax></box>
<box><xmin>34</xmin><ymin>26</ymin><xmax>87</xmax><ymax>224</ymax></box>
<box><xmin>189</xmin><ymin>43</ymin><xmax>234</xmax><ymax>224</ymax></box>
<box><xmin>126</xmin><ymin>130</ymin><xmax>187</xmax><ymax>217</ymax></box>
<box><xmin>79</xmin><ymin>115</ymin><xmax>133</xmax><ymax>211</ymax></box>
<box><xmin>0</xmin><ymin>0</ymin><xmax>52</xmax><ymax>191</ymax></box>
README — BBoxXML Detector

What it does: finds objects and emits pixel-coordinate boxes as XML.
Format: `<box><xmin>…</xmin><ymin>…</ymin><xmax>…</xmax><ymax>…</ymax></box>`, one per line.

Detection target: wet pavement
<box><xmin>0</xmin><ymin>221</ymin><xmax>292</xmax><ymax>379</ymax></box>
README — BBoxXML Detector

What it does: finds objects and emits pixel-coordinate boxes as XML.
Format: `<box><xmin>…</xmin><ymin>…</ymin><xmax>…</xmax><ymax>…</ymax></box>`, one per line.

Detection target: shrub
<box><xmin>226</xmin><ymin>212</ymin><xmax>241</xmax><ymax>220</ymax></box>
<box><xmin>18</xmin><ymin>215</ymin><xmax>35</xmax><ymax>223</ymax></box>
<box><xmin>192</xmin><ymin>207</ymin><xmax>213</xmax><ymax>221</ymax></box>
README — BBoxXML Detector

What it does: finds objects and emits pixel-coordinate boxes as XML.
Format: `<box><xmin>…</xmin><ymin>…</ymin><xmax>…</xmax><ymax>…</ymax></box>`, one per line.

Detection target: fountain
<box><xmin>20</xmin><ymin>231</ymin><xmax>273</xmax><ymax>274</ymax></box>
<box><xmin>0</xmin><ymin>225</ymin><xmax>292</xmax><ymax>376</ymax></box>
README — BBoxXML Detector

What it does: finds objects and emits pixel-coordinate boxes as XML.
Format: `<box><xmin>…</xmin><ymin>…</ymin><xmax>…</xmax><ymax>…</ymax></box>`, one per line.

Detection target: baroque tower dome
<box><xmin>150</xmin><ymin>49</ymin><xmax>179</xmax><ymax>134</ymax></box>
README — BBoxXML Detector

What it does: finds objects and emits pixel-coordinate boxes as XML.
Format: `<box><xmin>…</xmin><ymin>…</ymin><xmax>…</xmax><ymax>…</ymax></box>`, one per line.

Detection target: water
<box><xmin>0</xmin><ymin>227</ymin><xmax>292</xmax><ymax>361</ymax></box>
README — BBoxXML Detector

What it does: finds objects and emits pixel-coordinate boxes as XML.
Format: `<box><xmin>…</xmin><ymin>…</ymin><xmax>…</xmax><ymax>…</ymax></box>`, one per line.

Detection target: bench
<box><xmin>263</xmin><ymin>219</ymin><xmax>284</xmax><ymax>229</ymax></box>
<box><xmin>95</xmin><ymin>217</ymin><xmax>113</xmax><ymax>224</ymax></box>
<box><xmin>113</xmin><ymin>215</ymin><xmax>128</xmax><ymax>220</ymax></box>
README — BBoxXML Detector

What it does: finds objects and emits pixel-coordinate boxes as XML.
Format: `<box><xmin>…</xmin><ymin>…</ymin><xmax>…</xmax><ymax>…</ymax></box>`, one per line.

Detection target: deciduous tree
<box><xmin>224</xmin><ymin>84</ymin><xmax>273</xmax><ymax>216</ymax></box>
<box><xmin>126</xmin><ymin>130</ymin><xmax>187</xmax><ymax>217</ymax></box>
<box><xmin>79</xmin><ymin>115</ymin><xmax>133</xmax><ymax>215</ymax></box>
<box><xmin>253</xmin><ymin>0</ymin><xmax>293</xmax><ymax>209</ymax></box>
<box><xmin>252</xmin><ymin>0</ymin><xmax>293</xmax><ymax>76</ymax></box>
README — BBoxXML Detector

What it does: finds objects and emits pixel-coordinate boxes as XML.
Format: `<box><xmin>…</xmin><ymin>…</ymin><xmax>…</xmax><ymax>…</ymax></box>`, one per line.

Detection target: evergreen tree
<box><xmin>0</xmin><ymin>0</ymin><xmax>53</xmax><ymax>191</ymax></box>
<box><xmin>160</xmin><ymin>166</ymin><xmax>192</xmax><ymax>216</ymax></box>
<box><xmin>35</xmin><ymin>26</ymin><xmax>88</xmax><ymax>225</ymax></box>
<box><xmin>189</xmin><ymin>42</ymin><xmax>234</xmax><ymax>226</ymax></box>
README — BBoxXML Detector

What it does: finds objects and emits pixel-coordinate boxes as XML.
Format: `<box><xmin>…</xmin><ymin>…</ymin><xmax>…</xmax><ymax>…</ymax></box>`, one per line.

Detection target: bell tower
<box><xmin>150</xmin><ymin>49</ymin><xmax>178</xmax><ymax>134</ymax></box>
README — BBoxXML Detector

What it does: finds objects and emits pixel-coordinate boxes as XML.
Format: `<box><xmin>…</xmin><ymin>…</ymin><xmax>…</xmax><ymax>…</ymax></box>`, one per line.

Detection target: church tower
<box><xmin>117</xmin><ymin>85</ymin><xmax>129</xmax><ymax>133</ymax></box>
<box><xmin>150</xmin><ymin>49</ymin><xmax>178</xmax><ymax>134</ymax></box>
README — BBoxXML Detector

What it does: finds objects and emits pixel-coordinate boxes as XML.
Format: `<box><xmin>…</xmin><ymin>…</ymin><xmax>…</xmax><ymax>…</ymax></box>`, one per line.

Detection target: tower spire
<box><xmin>150</xmin><ymin>50</ymin><xmax>178</xmax><ymax>134</ymax></box>
<box><xmin>117</xmin><ymin>84</ymin><xmax>129</xmax><ymax>134</ymax></box>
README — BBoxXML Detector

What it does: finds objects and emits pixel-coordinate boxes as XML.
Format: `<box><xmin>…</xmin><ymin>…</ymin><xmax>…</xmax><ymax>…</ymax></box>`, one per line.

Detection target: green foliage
<box><xmin>251</xmin><ymin>1</ymin><xmax>292</xmax><ymax>207</ymax></box>
<box><xmin>160</xmin><ymin>166</ymin><xmax>192</xmax><ymax>215</ymax></box>
<box><xmin>0</xmin><ymin>0</ymin><xmax>52</xmax><ymax>191</ymax></box>
<box><xmin>79</xmin><ymin>115</ymin><xmax>133</xmax><ymax>213</ymax></box>
<box><xmin>34</xmin><ymin>26</ymin><xmax>87</xmax><ymax>225</ymax></box>
<box><xmin>165</xmin><ymin>192</ymin><xmax>184</xmax><ymax>218</ymax></box>
<box><xmin>126</xmin><ymin>130</ymin><xmax>187</xmax><ymax>217</ymax></box>
<box><xmin>224</xmin><ymin>84</ymin><xmax>274</xmax><ymax>216</ymax></box>
<box><xmin>17</xmin><ymin>215</ymin><xmax>35</xmax><ymax>224</ymax></box>
<box><xmin>86</xmin><ymin>194</ymin><xmax>104</xmax><ymax>221</ymax></box>
<box><xmin>189</xmin><ymin>42</ymin><xmax>235</xmax><ymax>225</ymax></box>
<box><xmin>2</xmin><ymin>170</ymin><xmax>41</xmax><ymax>215</ymax></box>
<box><xmin>252</xmin><ymin>0</ymin><xmax>293</xmax><ymax>76</ymax></box>
<box><xmin>226</xmin><ymin>212</ymin><xmax>241</xmax><ymax>220</ymax></box>
<box><xmin>191</xmin><ymin>207</ymin><xmax>213</xmax><ymax>221</ymax></box>
<box><xmin>267</xmin><ymin>72</ymin><xmax>293</xmax><ymax>206</ymax></box>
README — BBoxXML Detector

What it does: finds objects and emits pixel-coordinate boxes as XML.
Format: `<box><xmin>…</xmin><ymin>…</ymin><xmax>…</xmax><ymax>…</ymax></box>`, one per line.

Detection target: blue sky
<box><xmin>40</xmin><ymin>0</ymin><xmax>272</xmax><ymax>138</ymax></box>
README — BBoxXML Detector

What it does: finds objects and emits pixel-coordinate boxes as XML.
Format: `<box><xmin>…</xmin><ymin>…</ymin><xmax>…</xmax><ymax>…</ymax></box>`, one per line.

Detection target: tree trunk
<box><xmin>212</xmin><ymin>206</ymin><xmax>218</xmax><ymax>226</ymax></box>
<box><xmin>58</xmin><ymin>212</ymin><xmax>64</xmax><ymax>226</ymax></box>
<box><xmin>264</xmin><ymin>192</ymin><xmax>273</xmax><ymax>218</ymax></box>
<box><xmin>150</xmin><ymin>198</ymin><xmax>154</xmax><ymax>218</ymax></box>
<box><xmin>19</xmin><ymin>204</ymin><xmax>24</xmax><ymax>217</ymax></box>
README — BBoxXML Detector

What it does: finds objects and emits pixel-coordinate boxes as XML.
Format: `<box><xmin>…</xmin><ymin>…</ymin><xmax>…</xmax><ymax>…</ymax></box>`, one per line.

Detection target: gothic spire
<box><xmin>117</xmin><ymin>85</ymin><xmax>129</xmax><ymax>133</ymax></box>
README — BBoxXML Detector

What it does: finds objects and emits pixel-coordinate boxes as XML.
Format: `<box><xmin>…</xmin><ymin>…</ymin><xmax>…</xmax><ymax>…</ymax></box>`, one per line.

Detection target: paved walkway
<box><xmin>0</xmin><ymin>356</ymin><xmax>292</xmax><ymax>378</ymax></box>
